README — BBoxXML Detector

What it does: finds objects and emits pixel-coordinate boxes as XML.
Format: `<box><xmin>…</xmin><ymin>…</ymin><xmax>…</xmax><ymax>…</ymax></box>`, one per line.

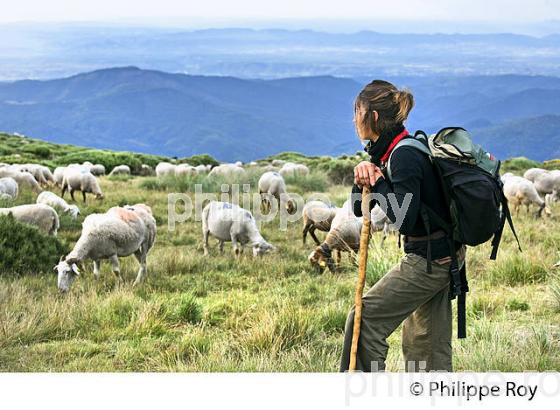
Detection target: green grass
<box><xmin>0</xmin><ymin>143</ymin><xmax>559</xmax><ymax>371</ymax></box>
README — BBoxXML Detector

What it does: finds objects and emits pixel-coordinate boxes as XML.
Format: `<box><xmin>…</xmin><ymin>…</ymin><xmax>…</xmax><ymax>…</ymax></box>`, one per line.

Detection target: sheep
<box><xmin>0</xmin><ymin>168</ymin><xmax>42</xmax><ymax>193</ymax></box>
<box><xmin>89</xmin><ymin>164</ymin><xmax>106</xmax><ymax>176</ymax></box>
<box><xmin>0</xmin><ymin>177</ymin><xmax>18</xmax><ymax>200</ymax></box>
<box><xmin>503</xmin><ymin>175</ymin><xmax>550</xmax><ymax>217</ymax></box>
<box><xmin>156</xmin><ymin>162</ymin><xmax>177</xmax><ymax>177</ymax></box>
<box><xmin>301</xmin><ymin>200</ymin><xmax>338</xmax><ymax>245</ymax></box>
<box><xmin>175</xmin><ymin>164</ymin><xmax>197</xmax><ymax>177</ymax></box>
<box><xmin>54</xmin><ymin>203</ymin><xmax>157</xmax><ymax>292</ymax></box>
<box><xmin>61</xmin><ymin>168</ymin><xmax>104</xmax><ymax>202</ymax></box>
<box><xmin>308</xmin><ymin>201</ymin><xmax>362</xmax><ymax>273</ymax></box>
<box><xmin>371</xmin><ymin>204</ymin><xmax>397</xmax><ymax>246</ymax></box>
<box><xmin>53</xmin><ymin>167</ymin><xmax>66</xmax><ymax>187</ymax></box>
<box><xmin>202</xmin><ymin>201</ymin><xmax>274</xmax><ymax>257</ymax></box>
<box><xmin>0</xmin><ymin>204</ymin><xmax>59</xmax><ymax>236</ymax></box>
<box><xmin>12</xmin><ymin>164</ymin><xmax>48</xmax><ymax>186</ymax></box>
<box><xmin>234</xmin><ymin>161</ymin><xmax>243</xmax><ymax>167</ymax></box>
<box><xmin>258</xmin><ymin>171</ymin><xmax>295</xmax><ymax>214</ymax></box>
<box><xmin>271</xmin><ymin>159</ymin><xmax>285</xmax><ymax>167</ymax></box>
<box><xmin>194</xmin><ymin>164</ymin><xmax>209</xmax><ymax>174</ymax></box>
<box><xmin>279</xmin><ymin>162</ymin><xmax>310</xmax><ymax>178</ymax></box>
<box><xmin>532</xmin><ymin>172</ymin><xmax>560</xmax><ymax>200</ymax></box>
<box><xmin>523</xmin><ymin>168</ymin><xmax>549</xmax><ymax>182</ymax></box>
<box><xmin>140</xmin><ymin>164</ymin><xmax>154</xmax><ymax>176</ymax></box>
<box><xmin>208</xmin><ymin>164</ymin><xmax>246</xmax><ymax>179</ymax></box>
<box><xmin>109</xmin><ymin>164</ymin><xmax>131</xmax><ymax>176</ymax></box>
<box><xmin>37</xmin><ymin>191</ymin><xmax>80</xmax><ymax>219</ymax></box>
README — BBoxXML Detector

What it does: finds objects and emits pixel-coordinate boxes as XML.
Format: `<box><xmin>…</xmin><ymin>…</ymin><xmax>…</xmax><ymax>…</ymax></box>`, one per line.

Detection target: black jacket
<box><xmin>352</xmin><ymin>143</ymin><xmax>454</xmax><ymax>259</ymax></box>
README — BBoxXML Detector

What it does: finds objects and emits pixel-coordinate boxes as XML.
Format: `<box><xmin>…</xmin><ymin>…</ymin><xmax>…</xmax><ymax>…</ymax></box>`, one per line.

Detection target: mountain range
<box><xmin>0</xmin><ymin>67</ymin><xmax>559</xmax><ymax>161</ymax></box>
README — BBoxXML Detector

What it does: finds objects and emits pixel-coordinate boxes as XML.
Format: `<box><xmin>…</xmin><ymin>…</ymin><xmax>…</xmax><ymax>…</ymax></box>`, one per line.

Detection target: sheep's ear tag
<box><xmin>71</xmin><ymin>264</ymin><xmax>80</xmax><ymax>276</ymax></box>
<box><xmin>319</xmin><ymin>260</ymin><xmax>327</xmax><ymax>268</ymax></box>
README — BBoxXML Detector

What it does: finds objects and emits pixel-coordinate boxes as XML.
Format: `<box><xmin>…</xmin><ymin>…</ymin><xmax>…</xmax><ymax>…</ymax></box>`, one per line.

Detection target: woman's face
<box><xmin>354</xmin><ymin>103</ymin><xmax>379</xmax><ymax>142</ymax></box>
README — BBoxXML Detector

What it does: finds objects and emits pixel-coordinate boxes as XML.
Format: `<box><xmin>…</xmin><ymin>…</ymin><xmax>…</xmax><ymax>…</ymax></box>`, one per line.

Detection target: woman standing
<box><xmin>340</xmin><ymin>80</ymin><xmax>465</xmax><ymax>372</ymax></box>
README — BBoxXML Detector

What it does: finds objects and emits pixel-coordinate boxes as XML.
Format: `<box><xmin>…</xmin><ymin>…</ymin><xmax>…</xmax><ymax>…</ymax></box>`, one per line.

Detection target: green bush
<box><xmin>318</xmin><ymin>158</ymin><xmax>355</xmax><ymax>185</ymax></box>
<box><xmin>0</xmin><ymin>214</ymin><xmax>70</xmax><ymax>274</ymax></box>
<box><xmin>501</xmin><ymin>157</ymin><xmax>542</xmax><ymax>174</ymax></box>
<box><xmin>54</xmin><ymin>150</ymin><xmax>143</xmax><ymax>174</ymax></box>
<box><xmin>179</xmin><ymin>154</ymin><xmax>219</xmax><ymax>167</ymax></box>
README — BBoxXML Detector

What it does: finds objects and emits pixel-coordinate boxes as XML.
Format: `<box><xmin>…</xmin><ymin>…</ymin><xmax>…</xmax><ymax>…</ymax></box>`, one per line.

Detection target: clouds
<box><xmin>0</xmin><ymin>0</ymin><xmax>558</xmax><ymax>24</ymax></box>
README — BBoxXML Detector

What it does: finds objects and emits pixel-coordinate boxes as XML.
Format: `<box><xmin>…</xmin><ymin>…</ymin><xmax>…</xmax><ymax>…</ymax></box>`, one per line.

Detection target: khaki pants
<box><xmin>340</xmin><ymin>253</ymin><xmax>454</xmax><ymax>372</ymax></box>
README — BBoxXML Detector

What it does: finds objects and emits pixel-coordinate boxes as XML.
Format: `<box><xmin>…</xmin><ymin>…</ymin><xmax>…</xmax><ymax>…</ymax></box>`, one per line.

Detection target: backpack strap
<box><xmin>386</xmin><ymin>131</ymin><xmax>432</xmax><ymax>180</ymax></box>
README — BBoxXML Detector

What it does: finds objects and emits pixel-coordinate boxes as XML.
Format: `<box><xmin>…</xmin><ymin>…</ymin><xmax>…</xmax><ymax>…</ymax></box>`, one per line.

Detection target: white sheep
<box><xmin>523</xmin><ymin>168</ymin><xmax>549</xmax><ymax>182</ymax></box>
<box><xmin>301</xmin><ymin>200</ymin><xmax>338</xmax><ymax>245</ymax></box>
<box><xmin>140</xmin><ymin>164</ymin><xmax>154</xmax><ymax>176</ymax></box>
<box><xmin>194</xmin><ymin>164</ymin><xmax>209</xmax><ymax>174</ymax></box>
<box><xmin>55</xmin><ymin>203</ymin><xmax>157</xmax><ymax>292</ymax></box>
<box><xmin>258</xmin><ymin>171</ymin><xmax>295</xmax><ymax>214</ymax></box>
<box><xmin>208</xmin><ymin>164</ymin><xmax>246</xmax><ymax>179</ymax></box>
<box><xmin>175</xmin><ymin>164</ymin><xmax>198</xmax><ymax>177</ymax></box>
<box><xmin>156</xmin><ymin>162</ymin><xmax>177</xmax><ymax>177</ymax></box>
<box><xmin>503</xmin><ymin>175</ymin><xmax>550</xmax><ymax>217</ymax></box>
<box><xmin>12</xmin><ymin>164</ymin><xmax>48</xmax><ymax>186</ymax></box>
<box><xmin>37</xmin><ymin>191</ymin><xmax>80</xmax><ymax>219</ymax></box>
<box><xmin>53</xmin><ymin>167</ymin><xmax>66</xmax><ymax>187</ymax></box>
<box><xmin>308</xmin><ymin>201</ymin><xmax>362</xmax><ymax>273</ymax></box>
<box><xmin>532</xmin><ymin>172</ymin><xmax>560</xmax><ymax>200</ymax></box>
<box><xmin>109</xmin><ymin>164</ymin><xmax>131</xmax><ymax>176</ymax></box>
<box><xmin>61</xmin><ymin>167</ymin><xmax>104</xmax><ymax>202</ymax></box>
<box><xmin>371</xmin><ymin>204</ymin><xmax>397</xmax><ymax>246</ymax></box>
<box><xmin>0</xmin><ymin>168</ymin><xmax>42</xmax><ymax>193</ymax></box>
<box><xmin>202</xmin><ymin>201</ymin><xmax>274</xmax><ymax>257</ymax></box>
<box><xmin>0</xmin><ymin>177</ymin><xmax>18</xmax><ymax>200</ymax></box>
<box><xmin>0</xmin><ymin>204</ymin><xmax>59</xmax><ymax>236</ymax></box>
<box><xmin>279</xmin><ymin>162</ymin><xmax>310</xmax><ymax>178</ymax></box>
<box><xmin>89</xmin><ymin>164</ymin><xmax>106</xmax><ymax>176</ymax></box>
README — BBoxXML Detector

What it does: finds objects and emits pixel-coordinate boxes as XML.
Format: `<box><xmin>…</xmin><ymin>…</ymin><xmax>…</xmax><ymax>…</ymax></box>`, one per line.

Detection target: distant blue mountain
<box><xmin>0</xmin><ymin>67</ymin><xmax>559</xmax><ymax>161</ymax></box>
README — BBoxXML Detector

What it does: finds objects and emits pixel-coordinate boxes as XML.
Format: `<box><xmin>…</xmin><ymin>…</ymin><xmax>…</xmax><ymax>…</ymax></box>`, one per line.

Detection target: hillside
<box><xmin>1</xmin><ymin>68</ymin><xmax>560</xmax><ymax>161</ymax></box>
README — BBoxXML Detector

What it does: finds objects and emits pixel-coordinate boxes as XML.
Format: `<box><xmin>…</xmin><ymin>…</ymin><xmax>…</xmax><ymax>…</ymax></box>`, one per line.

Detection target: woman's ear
<box><xmin>372</xmin><ymin>110</ymin><xmax>379</xmax><ymax>123</ymax></box>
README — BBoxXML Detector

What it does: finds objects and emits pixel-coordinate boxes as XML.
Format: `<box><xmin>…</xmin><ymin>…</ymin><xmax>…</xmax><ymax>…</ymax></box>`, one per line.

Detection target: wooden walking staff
<box><xmin>349</xmin><ymin>185</ymin><xmax>372</xmax><ymax>371</ymax></box>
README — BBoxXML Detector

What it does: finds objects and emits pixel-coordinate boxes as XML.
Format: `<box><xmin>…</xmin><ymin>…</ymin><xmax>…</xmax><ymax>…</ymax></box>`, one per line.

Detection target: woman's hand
<box><xmin>354</xmin><ymin>161</ymin><xmax>384</xmax><ymax>187</ymax></box>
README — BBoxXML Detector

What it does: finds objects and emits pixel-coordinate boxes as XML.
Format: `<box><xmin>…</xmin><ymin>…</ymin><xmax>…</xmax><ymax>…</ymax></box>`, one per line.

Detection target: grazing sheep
<box><xmin>208</xmin><ymin>164</ymin><xmax>246</xmax><ymax>179</ymax></box>
<box><xmin>0</xmin><ymin>177</ymin><xmax>18</xmax><ymax>200</ymax></box>
<box><xmin>301</xmin><ymin>200</ymin><xmax>338</xmax><ymax>245</ymax></box>
<box><xmin>109</xmin><ymin>164</ymin><xmax>131</xmax><ymax>176</ymax></box>
<box><xmin>258</xmin><ymin>171</ymin><xmax>295</xmax><ymax>214</ymax></box>
<box><xmin>503</xmin><ymin>175</ymin><xmax>550</xmax><ymax>217</ymax></box>
<box><xmin>0</xmin><ymin>204</ymin><xmax>59</xmax><ymax>236</ymax></box>
<box><xmin>156</xmin><ymin>162</ymin><xmax>177</xmax><ymax>177</ymax></box>
<box><xmin>202</xmin><ymin>201</ymin><xmax>274</xmax><ymax>257</ymax></box>
<box><xmin>234</xmin><ymin>161</ymin><xmax>243</xmax><ymax>167</ymax></box>
<box><xmin>523</xmin><ymin>168</ymin><xmax>549</xmax><ymax>182</ymax></box>
<box><xmin>12</xmin><ymin>164</ymin><xmax>48</xmax><ymax>186</ymax></box>
<box><xmin>194</xmin><ymin>164</ymin><xmax>209</xmax><ymax>174</ymax></box>
<box><xmin>371</xmin><ymin>204</ymin><xmax>397</xmax><ymax>246</ymax></box>
<box><xmin>140</xmin><ymin>164</ymin><xmax>154</xmax><ymax>176</ymax></box>
<box><xmin>0</xmin><ymin>168</ymin><xmax>42</xmax><ymax>193</ymax></box>
<box><xmin>61</xmin><ymin>168</ymin><xmax>104</xmax><ymax>202</ymax></box>
<box><xmin>279</xmin><ymin>162</ymin><xmax>310</xmax><ymax>178</ymax></box>
<box><xmin>53</xmin><ymin>167</ymin><xmax>66</xmax><ymax>187</ymax></box>
<box><xmin>89</xmin><ymin>164</ymin><xmax>106</xmax><ymax>176</ymax></box>
<box><xmin>308</xmin><ymin>202</ymin><xmax>362</xmax><ymax>273</ymax></box>
<box><xmin>55</xmin><ymin>204</ymin><xmax>157</xmax><ymax>292</ymax></box>
<box><xmin>271</xmin><ymin>159</ymin><xmax>285</xmax><ymax>167</ymax></box>
<box><xmin>37</xmin><ymin>191</ymin><xmax>80</xmax><ymax>219</ymax></box>
<box><xmin>175</xmin><ymin>164</ymin><xmax>197</xmax><ymax>177</ymax></box>
<box><xmin>532</xmin><ymin>172</ymin><xmax>560</xmax><ymax>200</ymax></box>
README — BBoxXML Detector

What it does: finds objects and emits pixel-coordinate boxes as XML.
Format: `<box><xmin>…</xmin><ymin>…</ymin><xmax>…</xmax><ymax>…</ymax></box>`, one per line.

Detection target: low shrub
<box><xmin>0</xmin><ymin>214</ymin><xmax>70</xmax><ymax>274</ymax></box>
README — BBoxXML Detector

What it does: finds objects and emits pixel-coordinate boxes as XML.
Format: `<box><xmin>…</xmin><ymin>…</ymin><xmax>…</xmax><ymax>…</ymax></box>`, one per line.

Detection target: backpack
<box><xmin>386</xmin><ymin>127</ymin><xmax>521</xmax><ymax>338</ymax></box>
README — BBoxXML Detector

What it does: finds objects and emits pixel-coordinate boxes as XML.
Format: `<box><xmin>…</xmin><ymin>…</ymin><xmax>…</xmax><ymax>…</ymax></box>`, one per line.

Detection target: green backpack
<box><xmin>386</xmin><ymin>127</ymin><xmax>521</xmax><ymax>338</ymax></box>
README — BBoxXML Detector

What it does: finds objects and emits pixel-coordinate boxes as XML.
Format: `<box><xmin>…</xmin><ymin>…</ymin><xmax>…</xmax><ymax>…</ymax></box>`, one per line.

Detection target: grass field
<box><xmin>1</xmin><ymin>167</ymin><xmax>560</xmax><ymax>372</ymax></box>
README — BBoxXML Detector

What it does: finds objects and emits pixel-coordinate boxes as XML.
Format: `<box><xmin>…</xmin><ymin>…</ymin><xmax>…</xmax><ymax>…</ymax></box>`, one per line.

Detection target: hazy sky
<box><xmin>1</xmin><ymin>0</ymin><xmax>559</xmax><ymax>24</ymax></box>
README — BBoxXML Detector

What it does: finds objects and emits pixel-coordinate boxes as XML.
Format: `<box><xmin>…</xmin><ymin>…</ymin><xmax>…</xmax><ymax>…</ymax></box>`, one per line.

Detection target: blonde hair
<box><xmin>354</xmin><ymin>80</ymin><xmax>414</xmax><ymax>135</ymax></box>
